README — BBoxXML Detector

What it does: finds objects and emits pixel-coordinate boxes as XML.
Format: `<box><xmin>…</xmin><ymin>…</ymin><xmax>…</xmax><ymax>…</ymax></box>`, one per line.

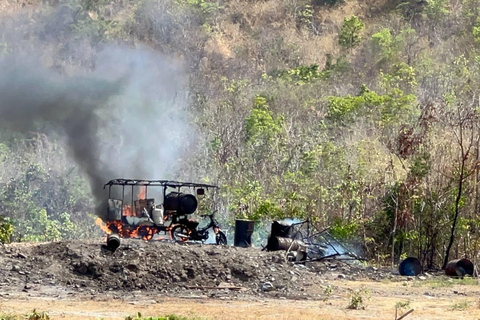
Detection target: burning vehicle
<box><xmin>98</xmin><ymin>179</ymin><xmax>227</xmax><ymax>250</ymax></box>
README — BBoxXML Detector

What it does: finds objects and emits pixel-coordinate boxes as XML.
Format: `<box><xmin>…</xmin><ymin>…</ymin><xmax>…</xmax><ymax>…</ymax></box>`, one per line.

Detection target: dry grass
<box><xmin>3</xmin><ymin>279</ymin><xmax>480</xmax><ymax>319</ymax></box>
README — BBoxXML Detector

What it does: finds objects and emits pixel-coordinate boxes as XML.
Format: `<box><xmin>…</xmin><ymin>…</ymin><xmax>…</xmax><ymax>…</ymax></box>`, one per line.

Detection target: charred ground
<box><xmin>0</xmin><ymin>239</ymin><xmax>391</xmax><ymax>299</ymax></box>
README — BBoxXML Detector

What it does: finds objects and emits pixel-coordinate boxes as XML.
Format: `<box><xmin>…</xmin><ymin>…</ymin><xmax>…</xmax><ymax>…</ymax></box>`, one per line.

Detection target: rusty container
<box><xmin>399</xmin><ymin>257</ymin><xmax>422</xmax><ymax>276</ymax></box>
<box><xmin>269</xmin><ymin>236</ymin><xmax>306</xmax><ymax>252</ymax></box>
<box><xmin>445</xmin><ymin>259</ymin><xmax>474</xmax><ymax>278</ymax></box>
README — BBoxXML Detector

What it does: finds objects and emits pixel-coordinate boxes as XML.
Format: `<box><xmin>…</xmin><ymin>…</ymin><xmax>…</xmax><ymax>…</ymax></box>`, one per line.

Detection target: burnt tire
<box><xmin>216</xmin><ymin>230</ymin><xmax>227</xmax><ymax>245</ymax></box>
<box><xmin>171</xmin><ymin>224</ymin><xmax>190</xmax><ymax>242</ymax></box>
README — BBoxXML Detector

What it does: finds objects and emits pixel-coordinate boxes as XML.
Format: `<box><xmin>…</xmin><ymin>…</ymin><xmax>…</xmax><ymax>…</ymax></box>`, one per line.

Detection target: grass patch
<box><xmin>412</xmin><ymin>276</ymin><xmax>479</xmax><ymax>288</ymax></box>
<box><xmin>0</xmin><ymin>309</ymin><xmax>50</xmax><ymax>320</ymax></box>
<box><xmin>125</xmin><ymin>313</ymin><xmax>207</xmax><ymax>320</ymax></box>
<box><xmin>449</xmin><ymin>300</ymin><xmax>471</xmax><ymax>311</ymax></box>
<box><xmin>347</xmin><ymin>287</ymin><xmax>370</xmax><ymax>310</ymax></box>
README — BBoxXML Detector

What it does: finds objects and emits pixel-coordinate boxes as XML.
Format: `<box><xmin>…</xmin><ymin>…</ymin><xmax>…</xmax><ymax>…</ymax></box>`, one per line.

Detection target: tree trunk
<box><xmin>442</xmin><ymin>161</ymin><xmax>465</xmax><ymax>270</ymax></box>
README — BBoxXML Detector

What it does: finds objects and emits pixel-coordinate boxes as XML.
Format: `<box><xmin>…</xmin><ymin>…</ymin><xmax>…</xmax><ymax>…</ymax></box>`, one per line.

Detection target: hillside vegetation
<box><xmin>1</xmin><ymin>0</ymin><xmax>480</xmax><ymax>269</ymax></box>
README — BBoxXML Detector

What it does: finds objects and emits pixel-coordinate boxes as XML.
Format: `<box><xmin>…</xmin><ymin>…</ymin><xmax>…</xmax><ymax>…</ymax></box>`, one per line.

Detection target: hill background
<box><xmin>1</xmin><ymin>0</ymin><xmax>479</xmax><ymax>269</ymax></box>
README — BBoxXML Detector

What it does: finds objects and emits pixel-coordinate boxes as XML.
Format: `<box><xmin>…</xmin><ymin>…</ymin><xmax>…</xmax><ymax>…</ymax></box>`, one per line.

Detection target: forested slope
<box><xmin>1</xmin><ymin>0</ymin><xmax>479</xmax><ymax>269</ymax></box>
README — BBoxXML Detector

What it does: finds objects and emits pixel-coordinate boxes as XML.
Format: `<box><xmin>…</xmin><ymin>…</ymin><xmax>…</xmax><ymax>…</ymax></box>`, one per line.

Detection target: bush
<box><xmin>0</xmin><ymin>216</ymin><xmax>14</xmax><ymax>244</ymax></box>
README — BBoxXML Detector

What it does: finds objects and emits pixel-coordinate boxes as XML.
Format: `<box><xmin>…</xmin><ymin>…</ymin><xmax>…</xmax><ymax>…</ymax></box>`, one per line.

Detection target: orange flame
<box><xmin>96</xmin><ymin>186</ymin><xmax>170</xmax><ymax>241</ymax></box>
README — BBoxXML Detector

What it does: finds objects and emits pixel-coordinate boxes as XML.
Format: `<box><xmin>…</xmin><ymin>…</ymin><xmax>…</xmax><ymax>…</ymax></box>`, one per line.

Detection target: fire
<box><xmin>138</xmin><ymin>186</ymin><xmax>147</xmax><ymax>200</ymax></box>
<box><xmin>96</xmin><ymin>186</ymin><xmax>169</xmax><ymax>241</ymax></box>
<box><xmin>95</xmin><ymin>218</ymin><xmax>111</xmax><ymax>234</ymax></box>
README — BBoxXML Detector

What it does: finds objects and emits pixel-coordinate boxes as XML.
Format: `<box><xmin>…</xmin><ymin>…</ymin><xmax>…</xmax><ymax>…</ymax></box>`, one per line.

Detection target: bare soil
<box><xmin>1</xmin><ymin>239</ymin><xmax>480</xmax><ymax>319</ymax></box>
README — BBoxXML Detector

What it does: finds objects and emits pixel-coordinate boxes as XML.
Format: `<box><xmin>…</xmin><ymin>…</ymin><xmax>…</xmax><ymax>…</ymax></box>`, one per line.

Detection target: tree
<box><xmin>339</xmin><ymin>16</ymin><xmax>365</xmax><ymax>50</ymax></box>
<box><xmin>441</xmin><ymin>102</ymin><xmax>480</xmax><ymax>269</ymax></box>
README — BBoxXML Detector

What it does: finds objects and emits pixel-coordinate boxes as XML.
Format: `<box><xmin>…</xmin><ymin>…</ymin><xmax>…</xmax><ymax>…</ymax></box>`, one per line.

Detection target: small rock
<box><xmin>337</xmin><ymin>274</ymin><xmax>346</xmax><ymax>279</ymax></box>
<box><xmin>17</xmin><ymin>253</ymin><xmax>27</xmax><ymax>259</ymax></box>
<box><xmin>261</xmin><ymin>282</ymin><xmax>275</xmax><ymax>292</ymax></box>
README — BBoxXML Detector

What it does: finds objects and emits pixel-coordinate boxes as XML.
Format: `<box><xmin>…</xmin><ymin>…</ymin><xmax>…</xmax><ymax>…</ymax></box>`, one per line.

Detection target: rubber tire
<box><xmin>171</xmin><ymin>224</ymin><xmax>190</xmax><ymax>242</ymax></box>
<box><xmin>216</xmin><ymin>230</ymin><xmax>227</xmax><ymax>245</ymax></box>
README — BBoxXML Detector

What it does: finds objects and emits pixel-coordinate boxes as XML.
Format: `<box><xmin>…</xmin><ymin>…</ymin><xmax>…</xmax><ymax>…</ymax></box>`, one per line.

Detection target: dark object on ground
<box><xmin>106</xmin><ymin>233</ymin><xmax>120</xmax><ymax>251</ymax></box>
<box><xmin>445</xmin><ymin>258</ymin><xmax>474</xmax><ymax>278</ymax></box>
<box><xmin>399</xmin><ymin>257</ymin><xmax>422</xmax><ymax>276</ymax></box>
<box><xmin>267</xmin><ymin>221</ymin><xmax>293</xmax><ymax>251</ymax></box>
<box><xmin>234</xmin><ymin>219</ymin><xmax>255</xmax><ymax>247</ymax></box>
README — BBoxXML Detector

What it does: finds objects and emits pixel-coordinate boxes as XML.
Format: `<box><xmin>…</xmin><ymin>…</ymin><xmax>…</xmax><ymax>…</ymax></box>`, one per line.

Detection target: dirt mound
<box><xmin>0</xmin><ymin>239</ymin><xmax>394</xmax><ymax>300</ymax></box>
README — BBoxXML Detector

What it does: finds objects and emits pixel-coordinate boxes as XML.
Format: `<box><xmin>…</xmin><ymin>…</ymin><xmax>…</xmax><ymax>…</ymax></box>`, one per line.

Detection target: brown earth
<box><xmin>1</xmin><ymin>239</ymin><xmax>480</xmax><ymax>319</ymax></box>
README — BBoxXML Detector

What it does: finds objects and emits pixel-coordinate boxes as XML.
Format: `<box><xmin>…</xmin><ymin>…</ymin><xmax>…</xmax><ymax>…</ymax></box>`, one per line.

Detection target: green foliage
<box><xmin>269</xmin><ymin>64</ymin><xmax>326</xmax><ymax>84</ymax></box>
<box><xmin>371</xmin><ymin>28</ymin><xmax>394</xmax><ymax>62</ymax></box>
<box><xmin>175</xmin><ymin>0</ymin><xmax>220</xmax><ymax>15</ymax></box>
<box><xmin>322</xmin><ymin>284</ymin><xmax>334</xmax><ymax>301</ymax></box>
<box><xmin>0</xmin><ymin>216</ymin><xmax>14</xmax><ymax>244</ymax></box>
<box><xmin>253</xmin><ymin>199</ymin><xmax>284</xmax><ymax>220</ymax></box>
<box><xmin>296</xmin><ymin>5</ymin><xmax>314</xmax><ymax>27</ymax></box>
<box><xmin>473</xmin><ymin>17</ymin><xmax>480</xmax><ymax>47</ymax></box>
<box><xmin>245</xmin><ymin>95</ymin><xmax>284</xmax><ymax>144</ymax></box>
<box><xmin>410</xmin><ymin>153</ymin><xmax>430</xmax><ymax>178</ymax></box>
<box><xmin>381</xmin><ymin>62</ymin><xmax>417</xmax><ymax>91</ymax></box>
<box><xmin>330</xmin><ymin>217</ymin><xmax>358</xmax><ymax>240</ymax></box>
<box><xmin>338</xmin><ymin>16</ymin><xmax>365</xmax><ymax>50</ymax></box>
<box><xmin>326</xmin><ymin>85</ymin><xmax>416</xmax><ymax>125</ymax></box>
<box><xmin>371</xmin><ymin>27</ymin><xmax>417</xmax><ymax>67</ymax></box>
<box><xmin>347</xmin><ymin>287</ymin><xmax>370</xmax><ymax>309</ymax></box>
<box><xmin>27</xmin><ymin>310</ymin><xmax>50</xmax><ymax>320</ymax></box>
<box><xmin>396</xmin><ymin>0</ymin><xmax>428</xmax><ymax>19</ymax></box>
<box><xmin>424</xmin><ymin>0</ymin><xmax>449</xmax><ymax>21</ymax></box>
<box><xmin>268</xmin><ymin>57</ymin><xmax>348</xmax><ymax>84</ymax></box>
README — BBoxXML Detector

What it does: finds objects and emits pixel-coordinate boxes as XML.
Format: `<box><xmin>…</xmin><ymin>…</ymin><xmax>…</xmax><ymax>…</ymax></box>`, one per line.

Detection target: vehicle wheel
<box><xmin>138</xmin><ymin>226</ymin><xmax>155</xmax><ymax>240</ymax></box>
<box><xmin>171</xmin><ymin>224</ymin><xmax>190</xmax><ymax>242</ymax></box>
<box><xmin>216</xmin><ymin>230</ymin><xmax>227</xmax><ymax>245</ymax></box>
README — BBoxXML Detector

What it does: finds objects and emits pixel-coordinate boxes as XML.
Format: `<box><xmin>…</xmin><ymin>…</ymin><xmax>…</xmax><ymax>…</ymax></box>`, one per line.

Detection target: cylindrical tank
<box><xmin>268</xmin><ymin>236</ymin><xmax>306</xmax><ymax>251</ymax></box>
<box><xmin>271</xmin><ymin>221</ymin><xmax>292</xmax><ymax>238</ymax></box>
<box><xmin>267</xmin><ymin>221</ymin><xmax>293</xmax><ymax>251</ymax></box>
<box><xmin>164</xmin><ymin>192</ymin><xmax>197</xmax><ymax>214</ymax></box>
<box><xmin>106</xmin><ymin>233</ymin><xmax>120</xmax><ymax>251</ymax></box>
<box><xmin>234</xmin><ymin>219</ymin><xmax>255</xmax><ymax>247</ymax></box>
<box><xmin>399</xmin><ymin>257</ymin><xmax>422</xmax><ymax>276</ymax></box>
<box><xmin>445</xmin><ymin>258</ymin><xmax>474</xmax><ymax>278</ymax></box>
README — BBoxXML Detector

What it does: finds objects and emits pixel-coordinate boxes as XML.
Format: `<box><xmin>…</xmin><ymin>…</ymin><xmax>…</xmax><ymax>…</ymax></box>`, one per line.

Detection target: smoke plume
<box><xmin>0</xmin><ymin>4</ymin><xmax>192</xmax><ymax>219</ymax></box>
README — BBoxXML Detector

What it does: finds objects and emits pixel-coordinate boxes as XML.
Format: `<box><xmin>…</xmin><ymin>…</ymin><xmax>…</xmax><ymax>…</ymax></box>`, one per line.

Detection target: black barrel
<box><xmin>399</xmin><ymin>257</ymin><xmax>422</xmax><ymax>276</ymax></box>
<box><xmin>234</xmin><ymin>219</ymin><xmax>255</xmax><ymax>247</ymax></box>
<box><xmin>164</xmin><ymin>192</ymin><xmax>197</xmax><ymax>214</ymax></box>
<box><xmin>445</xmin><ymin>259</ymin><xmax>474</xmax><ymax>278</ymax></box>
<box><xmin>271</xmin><ymin>220</ymin><xmax>292</xmax><ymax>238</ymax></box>
<box><xmin>267</xmin><ymin>220</ymin><xmax>293</xmax><ymax>250</ymax></box>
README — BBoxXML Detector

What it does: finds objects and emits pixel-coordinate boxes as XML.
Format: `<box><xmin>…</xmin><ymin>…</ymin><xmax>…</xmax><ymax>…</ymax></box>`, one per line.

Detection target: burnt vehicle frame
<box><xmin>103</xmin><ymin>179</ymin><xmax>226</xmax><ymax>244</ymax></box>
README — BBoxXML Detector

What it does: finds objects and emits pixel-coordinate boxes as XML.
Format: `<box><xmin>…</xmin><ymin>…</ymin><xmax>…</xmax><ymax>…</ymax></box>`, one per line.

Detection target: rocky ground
<box><xmin>2</xmin><ymin>239</ymin><xmax>480</xmax><ymax>320</ymax></box>
<box><xmin>0</xmin><ymin>238</ymin><xmax>395</xmax><ymax>300</ymax></box>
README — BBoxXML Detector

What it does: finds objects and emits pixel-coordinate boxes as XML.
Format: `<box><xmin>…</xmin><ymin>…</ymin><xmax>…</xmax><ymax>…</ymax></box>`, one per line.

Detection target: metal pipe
<box><xmin>106</xmin><ymin>233</ymin><xmax>121</xmax><ymax>251</ymax></box>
